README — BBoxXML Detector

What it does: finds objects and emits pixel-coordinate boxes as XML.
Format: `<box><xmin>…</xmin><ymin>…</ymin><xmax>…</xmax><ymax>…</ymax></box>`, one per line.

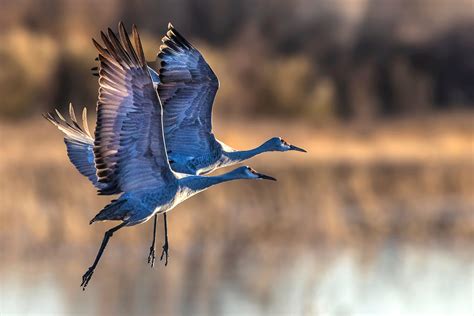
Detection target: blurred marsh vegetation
<box><xmin>0</xmin><ymin>0</ymin><xmax>473</xmax><ymax>315</ymax></box>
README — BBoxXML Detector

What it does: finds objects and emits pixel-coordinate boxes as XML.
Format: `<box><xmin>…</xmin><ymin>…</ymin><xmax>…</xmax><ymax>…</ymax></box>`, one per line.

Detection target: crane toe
<box><xmin>147</xmin><ymin>246</ymin><xmax>156</xmax><ymax>268</ymax></box>
<box><xmin>81</xmin><ymin>267</ymin><xmax>94</xmax><ymax>290</ymax></box>
<box><xmin>160</xmin><ymin>241</ymin><xmax>169</xmax><ymax>266</ymax></box>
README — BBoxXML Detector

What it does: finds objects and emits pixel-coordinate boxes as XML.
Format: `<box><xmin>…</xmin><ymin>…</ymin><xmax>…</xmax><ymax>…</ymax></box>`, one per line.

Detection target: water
<box><xmin>1</xmin><ymin>243</ymin><xmax>472</xmax><ymax>315</ymax></box>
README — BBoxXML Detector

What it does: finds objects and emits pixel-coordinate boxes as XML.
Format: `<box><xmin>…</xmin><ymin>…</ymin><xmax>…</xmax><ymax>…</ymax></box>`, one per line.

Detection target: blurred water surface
<box><xmin>1</xmin><ymin>242</ymin><xmax>472</xmax><ymax>315</ymax></box>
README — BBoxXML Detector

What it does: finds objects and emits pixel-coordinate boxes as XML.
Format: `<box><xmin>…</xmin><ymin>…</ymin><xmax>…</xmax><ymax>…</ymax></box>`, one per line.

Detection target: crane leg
<box><xmin>160</xmin><ymin>213</ymin><xmax>169</xmax><ymax>266</ymax></box>
<box><xmin>147</xmin><ymin>215</ymin><xmax>158</xmax><ymax>267</ymax></box>
<box><xmin>81</xmin><ymin>222</ymin><xmax>126</xmax><ymax>290</ymax></box>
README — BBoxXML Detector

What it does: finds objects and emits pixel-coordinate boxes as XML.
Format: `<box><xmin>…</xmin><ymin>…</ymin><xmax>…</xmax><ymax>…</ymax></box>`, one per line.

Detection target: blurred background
<box><xmin>0</xmin><ymin>0</ymin><xmax>473</xmax><ymax>315</ymax></box>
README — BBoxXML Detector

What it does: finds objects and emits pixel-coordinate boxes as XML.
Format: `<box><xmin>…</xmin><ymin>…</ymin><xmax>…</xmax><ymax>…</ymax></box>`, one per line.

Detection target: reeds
<box><xmin>1</xmin><ymin>116</ymin><xmax>472</xmax><ymax>261</ymax></box>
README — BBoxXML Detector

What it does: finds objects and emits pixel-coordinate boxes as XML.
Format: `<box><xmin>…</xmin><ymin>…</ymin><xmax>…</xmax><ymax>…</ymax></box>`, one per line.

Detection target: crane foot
<box><xmin>81</xmin><ymin>267</ymin><xmax>94</xmax><ymax>290</ymax></box>
<box><xmin>160</xmin><ymin>241</ymin><xmax>169</xmax><ymax>266</ymax></box>
<box><xmin>147</xmin><ymin>246</ymin><xmax>156</xmax><ymax>268</ymax></box>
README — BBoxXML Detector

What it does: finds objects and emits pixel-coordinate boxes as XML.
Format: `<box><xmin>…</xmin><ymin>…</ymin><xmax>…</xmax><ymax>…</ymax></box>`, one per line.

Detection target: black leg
<box><xmin>81</xmin><ymin>222</ymin><xmax>126</xmax><ymax>290</ymax></box>
<box><xmin>160</xmin><ymin>213</ymin><xmax>169</xmax><ymax>266</ymax></box>
<box><xmin>147</xmin><ymin>215</ymin><xmax>158</xmax><ymax>267</ymax></box>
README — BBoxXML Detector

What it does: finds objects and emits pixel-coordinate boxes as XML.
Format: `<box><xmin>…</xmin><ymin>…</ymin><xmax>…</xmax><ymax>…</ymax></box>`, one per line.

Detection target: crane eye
<box><xmin>281</xmin><ymin>138</ymin><xmax>289</xmax><ymax>145</ymax></box>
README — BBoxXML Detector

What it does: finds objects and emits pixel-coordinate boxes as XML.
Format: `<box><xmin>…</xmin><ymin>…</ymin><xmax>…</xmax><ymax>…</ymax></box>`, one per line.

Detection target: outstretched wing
<box><xmin>44</xmin><ymin>104</ymin><xmax>107</xmax><ymax>191</ymax></box>
<box><xmin>158</xmin><ymin>23</ymin><xmax>219</xmax><ymax>158</ymax></box>
<box><xmin>93</xmin><ymin>23</ymin><xmax>175</xmax><ymax>195</ymax></box>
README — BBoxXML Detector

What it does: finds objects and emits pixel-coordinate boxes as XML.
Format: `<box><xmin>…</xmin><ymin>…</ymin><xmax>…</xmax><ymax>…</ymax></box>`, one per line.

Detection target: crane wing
<box><xmin>44</xmin><ymin>105</ymin><xmax>108</xmax><ymax>191</ymax></box>
<box><xmin>93</xmin><ymin>23</ymin><xmax>175</xmax><ymax>194</ymax></box>
<box><xmin>157</xmin><ymin>24</ymin><xmax>219</xmax><ymax>158</ymax></box>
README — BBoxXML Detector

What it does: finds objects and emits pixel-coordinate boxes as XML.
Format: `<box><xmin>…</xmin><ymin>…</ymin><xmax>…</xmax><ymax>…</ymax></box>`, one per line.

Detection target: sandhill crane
<box><xmin>63</xmin><ymin>23</ymin><xmax>307</xmax><ymax>267</ymax></box>
<box><xmin>158</xmin><ymin>24</ymin><xmax>306</xmax><ymax>175</ymax></box>
<box><xmin>45</xmin><ymin>23</ymin><xmax>276</xmax><ymax>290</ymax></box>
<box><xmin>151</xmin><ymin>24</ymin><xmax>307</xmax><ymax>262</ymax></box>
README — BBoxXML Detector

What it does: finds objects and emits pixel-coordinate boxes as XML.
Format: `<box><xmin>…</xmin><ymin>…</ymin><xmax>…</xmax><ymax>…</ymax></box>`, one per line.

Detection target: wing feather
<box><xmin>157</xmin><ymin>24</ymin><xmax>219</xmax><ymax>158</ymax></box>
<box><xmin>93</xmin><ymin>22</ymin><xmax>175</xmax><ymax>194</ymax></box>
<box><xmin>44</xmin><ymin>104</ymin><xmax>105</xmax><ymax>190</ymax></box>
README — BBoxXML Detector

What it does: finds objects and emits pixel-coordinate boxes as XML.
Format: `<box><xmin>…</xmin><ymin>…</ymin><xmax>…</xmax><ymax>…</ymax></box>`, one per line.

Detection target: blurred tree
<box><xmin>0</xmin><ymin>0</ymin><xmax>472</xmax><ymax>121</ymax></box>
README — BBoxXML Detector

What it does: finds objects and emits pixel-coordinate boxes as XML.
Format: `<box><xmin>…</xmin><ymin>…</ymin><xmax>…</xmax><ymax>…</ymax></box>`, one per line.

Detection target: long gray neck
<box><xmin>180</xmin><ymin>171</ymin><xmax>245</xmax><ymax>193</ymax></box>
<box><xmin>224</xmin><ymin>142</ymin><xmax>270</xmax><ymax>163</ymax></box>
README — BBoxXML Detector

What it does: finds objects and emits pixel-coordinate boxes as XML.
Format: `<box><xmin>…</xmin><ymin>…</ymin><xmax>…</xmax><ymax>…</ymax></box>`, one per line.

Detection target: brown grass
<box><xmin>0</xmin><ymin>114</ymin><xmax>472</xmax><ymax>261</ymax></box>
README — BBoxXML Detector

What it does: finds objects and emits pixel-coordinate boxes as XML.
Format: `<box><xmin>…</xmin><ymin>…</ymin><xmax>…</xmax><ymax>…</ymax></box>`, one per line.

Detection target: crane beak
<box><xmin>256</xmin><ymin>172</ymin><xmax>277</xmax><ymax>181</ymax></box>
<box><xmin>289</xmin><ymin>144</ymin><xmax>307</xmax><ymax>153</ymax></box>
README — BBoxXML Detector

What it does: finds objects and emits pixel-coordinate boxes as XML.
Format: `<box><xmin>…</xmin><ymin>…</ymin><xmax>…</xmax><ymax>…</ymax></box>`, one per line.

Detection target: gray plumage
<box><xmin>45</xmin><ymin>23</ymin><xmax>276</xmax><ymax>289</ymax></box>
<box><xmin>158</xmin><ymin>24</ymin><xmax>306</xmax><ymax>175</ymax></box>
<box><xmin>49</xmin><ymin>23</ymin><xmax>305</xmax><ymax>272</ymax></box>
